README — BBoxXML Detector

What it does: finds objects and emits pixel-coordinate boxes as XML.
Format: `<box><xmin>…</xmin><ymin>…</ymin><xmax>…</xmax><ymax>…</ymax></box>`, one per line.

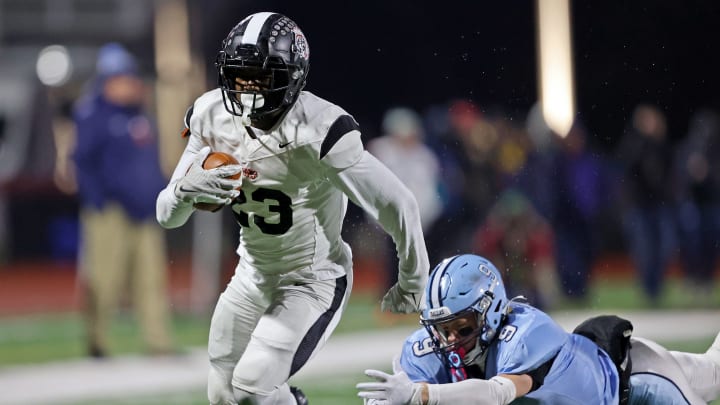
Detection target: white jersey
<box><xmin>157</xmin><ymin>89</ymin><xmax>429</xmax><ymax>287</ymax></box>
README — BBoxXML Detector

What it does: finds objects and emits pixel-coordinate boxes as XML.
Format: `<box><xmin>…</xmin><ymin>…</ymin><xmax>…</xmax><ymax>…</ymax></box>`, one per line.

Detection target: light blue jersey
<box><xmin>400</xmin><ymin>302</ymin><xmax>620</xmax><ymax>404</ymax></box>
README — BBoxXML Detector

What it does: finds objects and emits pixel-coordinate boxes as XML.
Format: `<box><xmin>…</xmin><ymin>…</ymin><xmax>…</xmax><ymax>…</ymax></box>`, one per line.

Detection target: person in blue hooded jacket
<box><xmin>72</xmin><ymin>42</ymin><xmax>173</xmax><ymax>358</ymax></box>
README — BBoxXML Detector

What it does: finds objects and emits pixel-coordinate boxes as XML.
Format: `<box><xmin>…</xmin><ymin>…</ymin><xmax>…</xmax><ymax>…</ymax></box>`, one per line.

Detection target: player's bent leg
<box><xmin>207</xmin><ymin>278</ymin><xmax>270</xmax><ymax>405</ymax></box>
<box><xmin>708</xmin><ymin>331</ymin><xmax>720</xmax><ymax>367</ymax></box>
<box><xmin>628</xmin><ymin>373</ymin><xmax>693</xmax><ymax>405</ymax></box>
<box><xmin>233</xmin><ymin>383</ymin><xmax>295</xmax><ymax>405</ymax></box>
<box><xmin>629</xmin><ymin>337</ymin><xmax>706</xmax><ymax>405</ymax></box>
<box><xmin>290</xmin><ymin>386</ymin><xmax>309</xmax><ymax>405</ymax></box>
<box><xmin>231</xmin><ymin>274</ymin><xmax>351</xmax><ymax>404</ymax></box>
<box><xmin>208</xmin><ymin>360</ymin><xmax>238</xmax><ymax>405</ymax></box>
<box><xmin>667</xmin><ymin>331</ymin><xmax>720</xmax><ymax>403</ymax></box>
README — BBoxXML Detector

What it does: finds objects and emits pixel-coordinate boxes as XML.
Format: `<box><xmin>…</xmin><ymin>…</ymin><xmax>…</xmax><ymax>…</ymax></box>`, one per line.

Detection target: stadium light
<box><xmin>536</xmin><ymin>0</ymin><xmax>575</xmax><ymax>137</ymax></box>
<box><xmin>36</xmin><ymin>45</ymin><xmax>73</xmax><ymax>87</ymax></box>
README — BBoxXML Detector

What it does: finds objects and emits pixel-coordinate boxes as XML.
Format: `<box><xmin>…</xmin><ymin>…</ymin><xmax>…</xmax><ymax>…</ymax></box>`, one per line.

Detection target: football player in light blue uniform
<box><xmin>397</xmin><ymin>254</ymin><xmax>617</xmax><ymax>404</ymax></box>
<box><xmin>398</xmin><ymin>306</ymin><xmax>619</xmax><ymax>404</ymax></box>
<box><xmin>358</xmin><ymin>254</ymin><xmax>720</xmax><ymax>405</ymax></box>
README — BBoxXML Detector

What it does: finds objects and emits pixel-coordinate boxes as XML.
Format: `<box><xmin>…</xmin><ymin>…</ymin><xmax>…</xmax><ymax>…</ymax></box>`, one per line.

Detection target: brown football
<box><xmin>193</xmin><ymin>152</ymin><xmax>241</xmax><ymax>212</ymax></box>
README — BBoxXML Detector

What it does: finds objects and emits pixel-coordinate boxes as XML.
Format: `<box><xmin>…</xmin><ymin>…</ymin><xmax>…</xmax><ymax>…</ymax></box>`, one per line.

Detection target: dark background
<box><xmin>2</xmin><ymin>1</ymin><xmax>719</xmax><ymax>261</ymax></box>
<box><xmin>195</xmin><ymin>0</ymin><xmax>720</xmax><ymax>150</ymax></box>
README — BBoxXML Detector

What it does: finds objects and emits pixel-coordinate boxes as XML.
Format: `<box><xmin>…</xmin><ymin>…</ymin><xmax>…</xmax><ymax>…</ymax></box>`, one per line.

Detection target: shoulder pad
<box><xmin>320</xmin><ymin>114</ymin><xmax>361</xmax><ymax>159</ymax></box>
<box><xmin>181</xmin><ymin>104</ymin><xmax>194</xmax><ymax>138</ymax></box>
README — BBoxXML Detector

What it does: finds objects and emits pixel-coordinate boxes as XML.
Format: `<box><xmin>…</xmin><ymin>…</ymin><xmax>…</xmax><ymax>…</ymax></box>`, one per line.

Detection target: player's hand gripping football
<box><xmin>381</xmin><ymin>282</ymin><xmax>424</xmax><ymax>314</ymax></box>
<box><xmin>174</xmin><ymin>147</ymin><xmax>242</xmax><ymax>206</ymax></box>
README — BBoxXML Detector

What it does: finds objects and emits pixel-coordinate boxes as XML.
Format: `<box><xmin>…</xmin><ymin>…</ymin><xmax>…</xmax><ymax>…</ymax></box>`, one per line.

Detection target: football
<box><xmin>193</xmin><ymin>151</ymin><xmax>241</xmax><ymax>212</ymax></box>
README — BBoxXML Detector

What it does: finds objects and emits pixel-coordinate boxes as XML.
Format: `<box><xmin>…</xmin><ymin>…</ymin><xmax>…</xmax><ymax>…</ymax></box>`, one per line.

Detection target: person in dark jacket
<box><xmin>615</xmin><ymin>104</ymin><xmax>676</xmax><ymax>304</ymax></box>
<box><xmin>72</xmin><ymin>42</ymin><xmax>173</xmax><ymax>357</ymax></box>
<box><xmin>673</xmin><ymin>108</ymin><xmax>720</xmax><ymax>302</ymax></box>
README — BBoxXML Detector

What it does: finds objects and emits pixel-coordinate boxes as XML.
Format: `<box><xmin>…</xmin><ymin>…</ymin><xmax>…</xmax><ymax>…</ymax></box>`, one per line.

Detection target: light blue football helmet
<box><xmin>420</xmin><ymin>254</ymin><xmax>509</xmax><ymax>366</ymax></box>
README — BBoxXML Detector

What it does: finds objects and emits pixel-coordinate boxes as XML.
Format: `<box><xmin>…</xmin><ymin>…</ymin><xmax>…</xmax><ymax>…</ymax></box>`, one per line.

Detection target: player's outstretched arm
<box><xmin>357</xmin><ymin>369</ymin><xmax>530</xmax><ymax>405</ymax></box>
<box><xmin>327</xmin><ymin>150</ymin><xmax>429</xmax><ymax>313</ymax></box>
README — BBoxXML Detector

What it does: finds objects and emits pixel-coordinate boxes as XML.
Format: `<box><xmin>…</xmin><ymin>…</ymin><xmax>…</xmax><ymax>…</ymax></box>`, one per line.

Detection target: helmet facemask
<box><xmin>421</xmin><ymin>291</ymin><xmax>497</xmax><ymax>369</ymax></box>
<box><xmin>218</xmin><ymin>51</ymin><xmax>298</xmax><ymax>128</ymax></box>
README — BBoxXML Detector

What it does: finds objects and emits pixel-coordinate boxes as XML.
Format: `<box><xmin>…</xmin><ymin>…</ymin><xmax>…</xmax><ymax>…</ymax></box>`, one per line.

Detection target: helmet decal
<box><xmin>240</xmin><ymin>12</ymin><xmax>274</xmax><ymax>45</ymax></box>
<box><xmin>428</xmin><ymin>255</ymin><xmax>459</xmax><ymax>309</ymax></box>
<box><xmin>293</xmin><ymin>27</ymin><xmax>309</xmax><ymax>60</ymax></box>
<box><xmin>479</xmin><ymin>264</ymin><xmax>498</xmax><ymax>293</ymax></box>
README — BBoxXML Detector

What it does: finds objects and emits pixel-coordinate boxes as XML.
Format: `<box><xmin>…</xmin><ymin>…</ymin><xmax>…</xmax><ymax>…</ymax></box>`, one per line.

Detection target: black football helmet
<box><xmin>216</xmin><ymin>12</ymin><xmax>310</xmax><ymax>130</ymax></box>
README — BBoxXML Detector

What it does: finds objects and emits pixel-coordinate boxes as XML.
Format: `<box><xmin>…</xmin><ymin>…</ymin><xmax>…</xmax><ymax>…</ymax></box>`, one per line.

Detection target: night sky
<box><xmin>196</xmin><ymin>1</ymin><xmax>720</xmax><ymax>150</ymax></box>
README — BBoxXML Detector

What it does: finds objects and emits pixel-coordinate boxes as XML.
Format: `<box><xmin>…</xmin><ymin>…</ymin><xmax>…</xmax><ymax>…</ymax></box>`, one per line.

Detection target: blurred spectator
<box><xmin>491</xmin><ymin>114</ymin><xmax>531</xmax><ymax>187</ymax></box>
<box><xmin>615</xmin><ymin>103</ymin><xmax>676</xmax><ymax>303</ymax></box>
<box><xmin>424</xmin><ymin>100</ymin><xmax>502</xmax><ymax>264</ymax></box>
<box><xmin>517</xmin><ymin>103</ymin><xmax>558</xmax><ymax>219</ymax></box>
<box><xmin>515</xmin><ymin>110</ymin><xmax>605</xmax><ymax>302</ymax></box>
<box><xmin>473</xmin><ymin>188</ymin><xmax>557</xmax><ymax>309</ymax></box>
<box><xmin>68</xmin><ymin>43</ymin><xmax>173</xmax><ymax>357</ymax></box>
<box><xmin>367</xmin><ymin>107</ymin><xmax>443</xmax><ymax>290</ymax></box>
<box><xmin>673</xmin><ymin>108</ymin><xmax>720</xmax><ymax>302</ymax></box>
<box><xmin>549</xmin><ymin>120</ymin><xmax>605</xmax><ymax>301</ymax></box>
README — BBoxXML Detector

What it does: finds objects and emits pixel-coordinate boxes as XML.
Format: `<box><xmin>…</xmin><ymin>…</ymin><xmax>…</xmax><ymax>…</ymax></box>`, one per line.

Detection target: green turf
<box><xmin>0</xmin><ymin>293</ymin><xmax>416</xmax><ymax>366</ymax></box>
<box><xmin>79</xmin><ymin>350</ymin><xmax>720</xmax><ymax>405</ymax></box>
<box><xmin>2</xmin><ymin>278</ymin><xmax>719</xmax><ymax>404</ymax></box>
<box><xmin>0</xmin><ymin>277</ymin><xmax>718</xmax><ymax>366</ymax></box>
<box><xmin>0</xmin><ymin>313</ymin><xmax>212</xmax><ymax>365</ymax></box>
<box><xmin>585</xmin><ymin>277</ymin><xmax>720</xmax><ymax>310</ymax></box>
<box><xmin>76</xmin><ymin>374</ymin><xmax>370</xmax><ymax>405</ymax></box>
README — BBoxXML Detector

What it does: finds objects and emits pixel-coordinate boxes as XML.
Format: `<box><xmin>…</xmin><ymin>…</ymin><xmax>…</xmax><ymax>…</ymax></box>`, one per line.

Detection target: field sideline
<box><xmin>1</xmin><ymin>309</ymin><xmax>718</xmax><ymax>405</ymax></box>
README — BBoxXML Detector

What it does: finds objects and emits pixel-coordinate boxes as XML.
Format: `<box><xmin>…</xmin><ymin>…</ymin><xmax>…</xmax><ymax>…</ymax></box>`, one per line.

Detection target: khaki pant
<box><xmin>79</xmin><ymin>203</ymin><xmax>173</xmax><ymax>354</ymax></box>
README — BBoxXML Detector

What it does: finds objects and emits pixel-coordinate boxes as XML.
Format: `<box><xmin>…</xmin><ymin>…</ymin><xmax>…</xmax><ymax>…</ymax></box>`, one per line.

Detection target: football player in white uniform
<box><xmin>156</xmin><ymin>12</ymin><xmax>429</xmax><ymax>405</ymax></box>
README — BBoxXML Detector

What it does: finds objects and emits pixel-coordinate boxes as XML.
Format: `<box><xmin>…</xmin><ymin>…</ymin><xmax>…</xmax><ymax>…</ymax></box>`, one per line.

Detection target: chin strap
<box><xmin>240</xmin><ymin>109</ymin><xmax>252</xmax><ymax>126</ymax></box>
<box><xmin>447</xmin><ymin>347</ymin><xmax>468</xmax><ymax>382</ymax></box>
<box><xmin>239</xmin><ymin>93</ymin><xmax>265</xmax><ymax>126</ymax></box>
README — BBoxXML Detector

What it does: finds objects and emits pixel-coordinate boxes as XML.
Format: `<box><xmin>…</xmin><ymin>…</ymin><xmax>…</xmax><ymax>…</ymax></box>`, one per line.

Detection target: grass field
<box><xmin>1</xmin><ymin>279</ymin><xmax>718</xmax><ymax>404</ymax></box>
<box><xmin>83</xmin><ymin>349</ymin><xmax>720</xmax><ymax>405</ymax></box>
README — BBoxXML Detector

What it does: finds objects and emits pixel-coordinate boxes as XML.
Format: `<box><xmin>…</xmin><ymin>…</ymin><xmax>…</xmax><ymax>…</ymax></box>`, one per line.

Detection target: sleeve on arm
<box><xmin>180</xmin><ymin>105</ymin><xmax>194</xmax><ymax>138</ymax></box>
<box><xmin>426</xmin><ymin>376</ymin><xmax>517</xmax><ymax>405</ymax></box>
<box><xmin>72</xmin><ymin>115</ymin><xmax>106</xmax><ymax>209</ymax></box>
<box><xmin>155</xmin><ymin>128</ymin><xmax>205</xmax><ymax>228</ymax></box>
<box><xmin>325</xmin><ymin>150</ymin><xmax>429</xmax><ymax>293</ymax></box>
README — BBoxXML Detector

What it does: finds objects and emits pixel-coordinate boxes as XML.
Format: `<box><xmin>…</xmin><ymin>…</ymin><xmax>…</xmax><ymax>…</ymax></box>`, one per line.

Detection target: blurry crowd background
<box><xmin>357</xmin><ymin>100</ymin><xmax>720</xmax><ymax>311</ymax></box>
<box><xmin>0</xmin><ymin>0</ymin><xmax>719</xmax><ymax>323</ymax></box>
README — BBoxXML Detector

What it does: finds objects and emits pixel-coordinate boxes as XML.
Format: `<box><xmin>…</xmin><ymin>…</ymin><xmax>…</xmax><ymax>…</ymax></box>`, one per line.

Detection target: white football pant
<box><xmin>630</xmin><ymin>333</ymin><xmax>720</xmax><ymax>404</ymax></box>
<box><xmin>207</xmin><ymin>267</ymin><xmax>352</xmax><ymax>405</ymax></box>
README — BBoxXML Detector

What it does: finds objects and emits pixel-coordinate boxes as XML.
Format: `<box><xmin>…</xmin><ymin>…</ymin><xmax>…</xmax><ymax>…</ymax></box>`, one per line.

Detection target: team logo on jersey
<box><xmin>293</xmin><ymin>28</ymin><xmax>309</xmax><ymax>60</ymax></box>
<box><xmin>242</xmin><ymin>167</ymin><xmax>258</xmax><ymax>180</ymax></box>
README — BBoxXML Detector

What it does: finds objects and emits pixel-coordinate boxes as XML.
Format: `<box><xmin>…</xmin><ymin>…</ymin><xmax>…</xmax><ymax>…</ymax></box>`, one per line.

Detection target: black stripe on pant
<box><xmin>289</xmin><ymin>275</ymin><xmax>348</xmax><ymax>377</ymax></box>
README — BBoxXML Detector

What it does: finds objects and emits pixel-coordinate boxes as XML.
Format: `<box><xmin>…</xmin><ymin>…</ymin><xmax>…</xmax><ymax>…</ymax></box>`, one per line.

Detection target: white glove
<box><xmin>357</xmin><ymin>370</ymin><xmax>422</xmax><ymax>405</ymax></box>
<box><xmin>381</xmin><ymin>283</ymin><xmax>423</xmax><ymax>314</ymax></box>
<box><xmin>174</xmin><ymin>150</ymin><xmax>242</xmax><ymax>205</ymax></box>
